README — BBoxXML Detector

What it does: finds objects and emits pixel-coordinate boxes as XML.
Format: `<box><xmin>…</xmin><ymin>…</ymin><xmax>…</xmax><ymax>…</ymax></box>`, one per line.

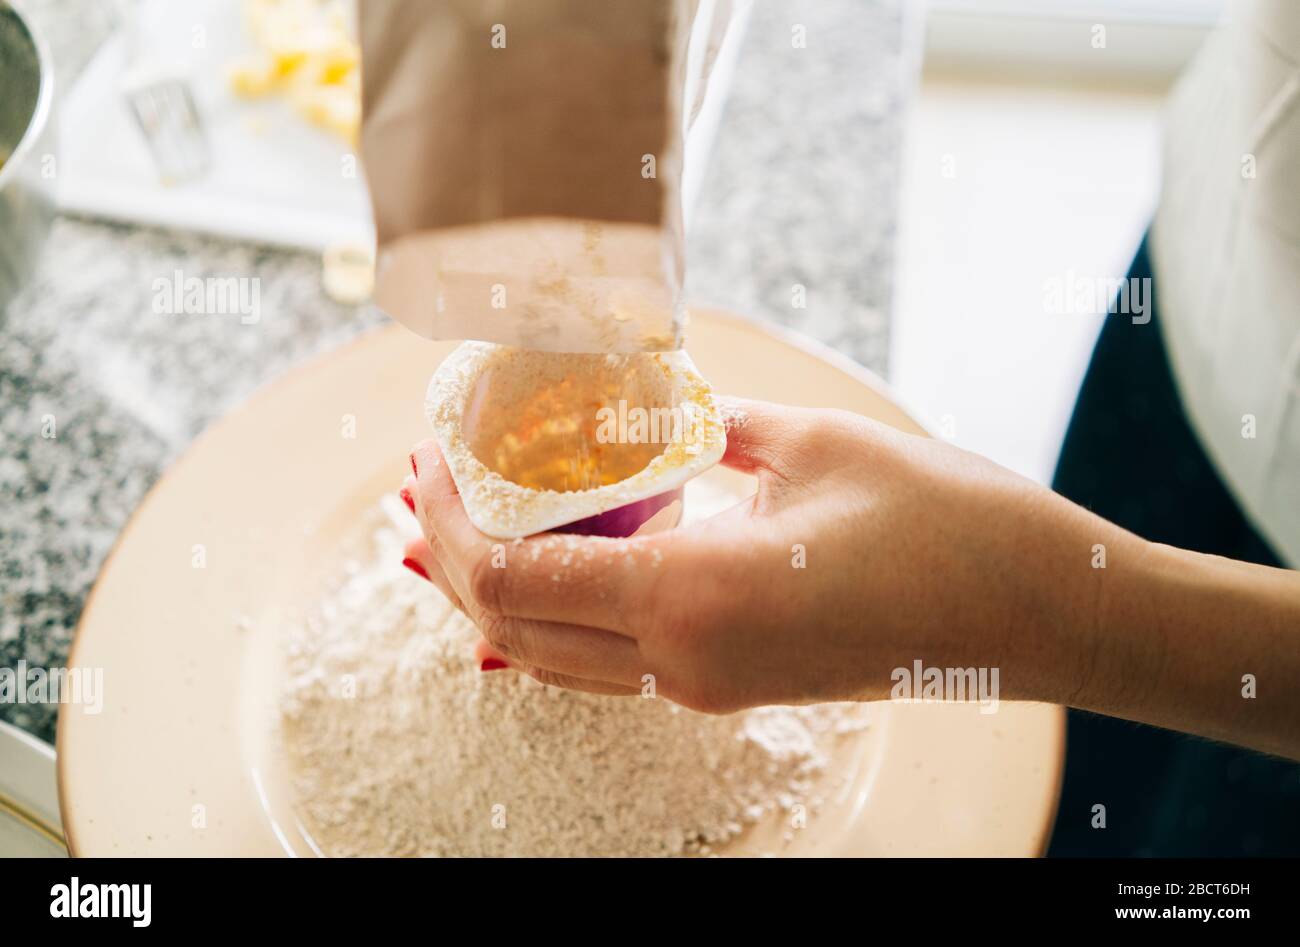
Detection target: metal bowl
<box><xmin>0</xmin><ymin>1</ymin><xmax>55</xmax><ymax>309</ymax></box>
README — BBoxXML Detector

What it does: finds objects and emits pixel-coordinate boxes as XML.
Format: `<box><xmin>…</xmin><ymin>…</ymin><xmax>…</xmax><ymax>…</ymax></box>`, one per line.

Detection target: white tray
<box><xmin>0</xmin><ymin>720</ymin><xmax>65</xmax><ymax>857</ymax></box>
<box><xmin>56</xmin><ymin>0</ymin><xmax>372</xmax><ymax>252</ymax></box>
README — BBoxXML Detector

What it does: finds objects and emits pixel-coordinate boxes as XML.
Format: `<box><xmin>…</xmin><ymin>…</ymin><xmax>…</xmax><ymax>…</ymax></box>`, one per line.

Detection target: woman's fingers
<box><xmin>516</xmin><ymin>668</ymin><xmax>640</xmax><ymax>697</ymax></box>
<box><xmin>401</xmin><ymin>534</ymin><xmax>464</xmax><ymax>612</ymax></box>
<box><xmin>408</xmin><ymin>441</ymin><xmax>480</xmax><ymax>551</ymax></box>
<box><xmin>407</xmin><ymin>441</ymin><xmax>661</xmax><ymax>687</ymax></box>
<box><xmin>462</xmin><ymin>595</ymin><xmax>643</xmax><ymax>700</ymax></box>
<box><xmin>716</xmin><ymin>396</ymin><xmax>808</xmax><ymax>481</ymax></box>
<box><xmin>408</xmin><ymin>439</ymin><xmax>667</xmax><ymax>633</ymax></box>
<box><xmin>403</xmin><ymin>498</ymin><xmax>638</xmax><ymax>687</ymax></box>
<box><xmin>472</xmin><ymin>636</ymin><xmax>511</xmax><ymax>669</ymax></box>
<box><xmin>475</xmin><ymin>612</ymin><xmax>644</xmax><ymax>686</ymax></box>
<box><xmin>469</xmin><ymin>614</ymin><xmax>640</xmax><ymax>696</ymax></box>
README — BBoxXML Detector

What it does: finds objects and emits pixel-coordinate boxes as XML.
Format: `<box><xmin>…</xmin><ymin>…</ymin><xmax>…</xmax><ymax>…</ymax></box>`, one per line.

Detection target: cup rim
<box><xmin>425</xmin><ymin>342</ymin><xmax>727</xmax><ymax>538</ymax></box>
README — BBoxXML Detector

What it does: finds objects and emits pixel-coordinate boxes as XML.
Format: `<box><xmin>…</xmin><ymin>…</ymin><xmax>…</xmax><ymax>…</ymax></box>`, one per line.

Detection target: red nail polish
<box><xmin>409</xmin><ymin>453</ymin><xmax>418</xmax><ymax>477</ymax></box>
<box><xmin>400</xmin><ymin>486</ymin><xmax>415</xmax><ymax>514</ymax></box>
<box><xmin>402</xmin><ymin>557</ymin><xmax>429</xmax><ymax>580</ymax></box>
<box><xmin>480</xmin><ymin>658</ymin><xmax>508</xmax><ymax>672</ymax></box>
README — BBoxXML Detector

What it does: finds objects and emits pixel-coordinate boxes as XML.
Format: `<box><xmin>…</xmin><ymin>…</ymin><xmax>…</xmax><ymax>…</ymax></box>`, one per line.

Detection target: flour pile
<box><xmin>281</xmin><ymin>497</ymin><xmax>870</xmax><ymax>857</ymax></box>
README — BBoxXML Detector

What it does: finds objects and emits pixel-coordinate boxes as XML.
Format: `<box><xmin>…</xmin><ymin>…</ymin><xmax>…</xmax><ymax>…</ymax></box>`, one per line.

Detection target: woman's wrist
<box><xmin>998</xmin><ymin>496</ymin><xmax>1154</xmax><ymax>707</ymax></box>
<box><xmin>1067</xmin><ymin>531</ymin><xmax>1300</xmax><ymax>757</ymax></box>
<box><xmin>1066</xmin><ymin>530</ymin><xmax>1170</xmax><ymax>715</ymax></box>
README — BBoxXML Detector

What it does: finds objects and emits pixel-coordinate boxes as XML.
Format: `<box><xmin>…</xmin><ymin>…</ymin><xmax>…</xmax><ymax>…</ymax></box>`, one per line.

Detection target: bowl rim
<box><xmin>0</xmin><ymin>0</ymin><xmax>55</xmax><ymax>191</ymax></box>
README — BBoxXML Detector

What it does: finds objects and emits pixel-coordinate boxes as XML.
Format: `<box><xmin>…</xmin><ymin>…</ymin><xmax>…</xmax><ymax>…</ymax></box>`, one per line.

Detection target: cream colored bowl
<box><xmin>58</xmin><ymin>309</ymin><xmax>1064</xmax><ymax>856</ymax></box>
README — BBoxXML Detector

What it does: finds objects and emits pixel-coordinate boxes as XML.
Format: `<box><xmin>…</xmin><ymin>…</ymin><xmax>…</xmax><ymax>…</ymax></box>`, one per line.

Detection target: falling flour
<box><xmin>280</xmin><ymin>485</ymin><xmax>871</xmax><ymax>857</ymax></box>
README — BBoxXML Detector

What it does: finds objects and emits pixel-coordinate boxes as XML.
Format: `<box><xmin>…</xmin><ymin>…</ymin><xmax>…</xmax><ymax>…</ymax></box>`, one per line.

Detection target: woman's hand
<box><xmin>402</xmin><ymin>397</ymin><xmax>1300</xmax><ymax>759</ymax></box>
<box><xmin>400</xmin><ymin>398</ymin><xmax>1126</xmax><ymax>714</ymax></box>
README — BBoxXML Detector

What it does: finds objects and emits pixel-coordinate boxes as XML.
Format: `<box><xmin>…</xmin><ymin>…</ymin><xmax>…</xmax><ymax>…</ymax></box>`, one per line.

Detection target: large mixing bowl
<box><xmin>0</xmin><ymin>1</ymin><xmax>55</xmax><ymax>309</ymax></box>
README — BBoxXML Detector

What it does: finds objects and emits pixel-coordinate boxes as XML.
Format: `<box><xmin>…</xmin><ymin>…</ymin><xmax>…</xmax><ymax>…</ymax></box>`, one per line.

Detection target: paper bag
<box><xmin>359</xmin><ymin>0</ymin><xmax>744</xmax><ymax>353</ymax></box>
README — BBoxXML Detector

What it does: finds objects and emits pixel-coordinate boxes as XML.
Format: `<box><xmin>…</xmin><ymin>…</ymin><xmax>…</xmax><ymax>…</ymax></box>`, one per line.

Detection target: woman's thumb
<box><xmin>715</xmin><ymin>397</ymin><xmax>813</xmax><ymax>480</ymax></box>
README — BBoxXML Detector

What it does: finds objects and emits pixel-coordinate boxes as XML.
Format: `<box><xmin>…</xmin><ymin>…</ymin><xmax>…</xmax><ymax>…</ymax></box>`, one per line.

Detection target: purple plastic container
<box><xmin>550</xmin><ymin>487</ymin><xmax>684</xmax><ymax>538</ymax></box>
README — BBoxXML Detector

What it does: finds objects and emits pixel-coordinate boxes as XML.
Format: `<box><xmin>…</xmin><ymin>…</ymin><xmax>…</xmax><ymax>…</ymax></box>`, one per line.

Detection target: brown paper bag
<box><xmin>360</xmin><ymin>0</ymin><xmax>740</xmax><ymax>353</ymax></box>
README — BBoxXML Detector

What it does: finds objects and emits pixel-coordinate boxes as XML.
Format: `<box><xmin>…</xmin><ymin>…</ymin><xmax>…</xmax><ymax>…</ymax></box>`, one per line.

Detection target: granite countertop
<box><xmin>0</xmin><ymin>0</ymin><xmax>906</xmax><ymax>744</ymax></box>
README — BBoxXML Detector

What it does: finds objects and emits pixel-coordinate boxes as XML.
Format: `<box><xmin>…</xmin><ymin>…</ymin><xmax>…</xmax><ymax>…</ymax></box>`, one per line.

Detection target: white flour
<box><xmin>281</xmin><ymin>487</ymin><xmax>870</xmax><ymax>857</ymax></box>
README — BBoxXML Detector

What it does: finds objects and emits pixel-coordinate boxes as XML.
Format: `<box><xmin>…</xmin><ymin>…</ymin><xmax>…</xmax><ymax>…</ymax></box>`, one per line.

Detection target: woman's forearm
<box><xmin>1073</xmin><ymin>535</ymin><xmax>1300</xmax><ymax>759</ymax></box>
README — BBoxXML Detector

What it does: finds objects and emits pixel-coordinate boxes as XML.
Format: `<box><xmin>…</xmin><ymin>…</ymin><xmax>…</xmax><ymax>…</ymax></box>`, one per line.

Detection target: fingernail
<box><xmin>480</xmin><ymin>658</ymin><xmax>508</xmax><ymax>672</ymax></box>
<box><xmin>400</xmin><ymin>486</ymin><xmax>415</xmax><ymax>514</ymax></box>
<box><xmin>402</xmin><ymin>557</ymin><xmax>429</xmax><ymax>580</ymax></box>
<box><xmin>409</xmin><ymin>452</ymin><xmax>418</xmax><ymax>477</ymax></box>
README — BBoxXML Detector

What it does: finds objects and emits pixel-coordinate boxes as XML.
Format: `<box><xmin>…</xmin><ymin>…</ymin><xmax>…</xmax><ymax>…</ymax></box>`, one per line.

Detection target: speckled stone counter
<box><xmin>689</xmin><ymin>0</ymin><xmax>907</xmax><ymax>367</ymax></box>
<box><xmin>1</xmin><ymin>0</ymin><xmax>906</xmax><ymax>743</ymax></box>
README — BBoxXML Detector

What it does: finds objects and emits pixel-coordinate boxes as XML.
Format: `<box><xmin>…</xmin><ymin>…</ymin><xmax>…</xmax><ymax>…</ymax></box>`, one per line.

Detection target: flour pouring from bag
<box><xmin>359</xmin><ymin>0</ymin><xmax>749</xmax><ymax>354</ymax></box>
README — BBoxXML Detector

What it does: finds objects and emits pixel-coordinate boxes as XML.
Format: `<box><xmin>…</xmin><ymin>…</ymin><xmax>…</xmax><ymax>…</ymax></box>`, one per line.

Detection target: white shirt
<box><xmin>1153</xmin><ymin>0</ymin><xmax>1300</xmax><ymax>566</ymax></box>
